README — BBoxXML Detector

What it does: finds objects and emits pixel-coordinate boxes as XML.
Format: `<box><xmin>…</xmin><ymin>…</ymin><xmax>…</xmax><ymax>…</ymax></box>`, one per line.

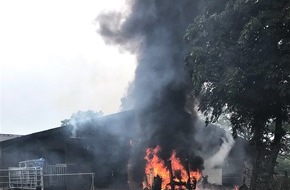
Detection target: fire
<box><xmin>144</xmin><ymin>146</ymin><xmax>201</xmax><ymax>190</ymax></box>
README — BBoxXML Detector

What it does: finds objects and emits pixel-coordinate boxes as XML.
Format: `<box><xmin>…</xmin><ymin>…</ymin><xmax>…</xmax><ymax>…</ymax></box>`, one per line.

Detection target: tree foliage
<box><xmin>185</xmin><ymin>0</ymin><xmax>290</xmax><ymax>189</ymax></box>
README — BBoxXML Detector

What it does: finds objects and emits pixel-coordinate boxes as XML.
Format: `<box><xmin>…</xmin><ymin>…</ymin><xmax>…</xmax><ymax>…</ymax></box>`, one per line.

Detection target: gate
<box><xmin>44</xmin><ymin>164</ymin><xmax>66</xmax><ymax>187</ymax></box>
<box><xmin>8</xmin><ymin>159</ymin><xmax>44</xmax><ymax>190</ymax></box>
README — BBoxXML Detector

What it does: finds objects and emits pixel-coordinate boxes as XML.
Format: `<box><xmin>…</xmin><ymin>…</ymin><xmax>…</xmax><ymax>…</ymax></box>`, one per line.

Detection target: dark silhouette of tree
<box><xmin>185</xmin><ymin>0</ymin><xmax>290</xmax><ymax>189</ymax></box>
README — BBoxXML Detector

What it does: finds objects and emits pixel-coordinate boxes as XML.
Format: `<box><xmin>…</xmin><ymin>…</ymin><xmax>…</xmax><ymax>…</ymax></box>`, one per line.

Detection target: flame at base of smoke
<box><xmin>143</xmin><ymin>146</ymin><xmax>201</xmax><ymax>190</ymax></box>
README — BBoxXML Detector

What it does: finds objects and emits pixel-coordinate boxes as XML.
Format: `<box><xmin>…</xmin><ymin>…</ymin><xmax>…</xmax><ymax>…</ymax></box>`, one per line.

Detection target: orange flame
<box><xmin>144</xmin><ymin>146</ymin><xmax>201</xmax><ymax>190</ymax></box>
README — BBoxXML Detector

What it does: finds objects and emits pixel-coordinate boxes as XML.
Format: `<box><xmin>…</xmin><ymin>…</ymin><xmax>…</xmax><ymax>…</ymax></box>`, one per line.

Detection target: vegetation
<box><xmin>185</xmin><ymin>0</ymin><xmax>290</xmax><ymax>189</ymax></box>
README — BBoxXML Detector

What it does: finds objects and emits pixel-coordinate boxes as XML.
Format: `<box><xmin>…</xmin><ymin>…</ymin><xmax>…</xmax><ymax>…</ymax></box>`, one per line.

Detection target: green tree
<box><xmin>185</xmin><ymin>0</ymin><xmax>290</xmax><ymax>189</ymax></box>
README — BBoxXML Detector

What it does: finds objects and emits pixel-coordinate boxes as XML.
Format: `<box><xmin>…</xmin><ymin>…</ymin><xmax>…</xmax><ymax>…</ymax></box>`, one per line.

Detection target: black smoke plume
<box><xmin>97</xmin><ymin>0</ymin><xmax>203</xmax><ymax>186</ymax></box>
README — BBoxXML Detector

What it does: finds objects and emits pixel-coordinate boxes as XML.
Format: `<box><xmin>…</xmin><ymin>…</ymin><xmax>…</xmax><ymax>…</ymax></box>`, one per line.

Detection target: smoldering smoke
<box><xmin>97</xmin><ymin>0</ymin><xmax>203</xmax><ymax>185</ymax></box>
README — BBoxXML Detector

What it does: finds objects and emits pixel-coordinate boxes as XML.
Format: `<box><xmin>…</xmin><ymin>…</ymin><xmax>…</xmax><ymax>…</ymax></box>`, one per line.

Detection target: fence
<box><xmin>44</xmin><ymin>173</ymin><xmax>95</xmax><ymax>190</ymax></box>
<box><xmin>0</xmin><ymin>168</ymin><xmax>95</xmax><ymax>190</ymax></box>
<box><xmin>44</xmin><ymin>164</ymin><xmax>67</xmax><ymax>187</ymax></box>
<box><xmin>0</xmin><ymin>169</ymin><xmax>9</xmax><ymax>190</ymax></box>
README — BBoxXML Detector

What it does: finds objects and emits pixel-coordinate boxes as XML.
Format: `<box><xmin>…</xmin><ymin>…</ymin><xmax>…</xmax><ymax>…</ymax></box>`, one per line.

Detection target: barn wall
<box><xmin>0</xmin><ymin>111</ymin><xmax>137</xmax><ymax>189</ymax></box>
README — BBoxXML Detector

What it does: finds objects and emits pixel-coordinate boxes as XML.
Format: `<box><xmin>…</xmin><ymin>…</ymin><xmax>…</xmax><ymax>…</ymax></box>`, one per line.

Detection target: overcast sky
<box><xmin>0</xmin><ymin>0</ymin><xmax>136</xmax><ymax>135</ymax></box>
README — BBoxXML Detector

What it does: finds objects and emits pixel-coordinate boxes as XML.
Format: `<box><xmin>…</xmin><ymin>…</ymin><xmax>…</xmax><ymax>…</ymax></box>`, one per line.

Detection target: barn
<box><xmin>0</xmin><ymin>110</ymin><xmax>251</xmax><ymax>189</ymax></box>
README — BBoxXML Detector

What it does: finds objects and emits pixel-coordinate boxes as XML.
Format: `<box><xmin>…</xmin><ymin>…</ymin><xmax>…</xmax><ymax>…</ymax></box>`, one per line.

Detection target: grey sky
<box><xmin>0</xmin><ymin>0</ymin><xmax>136</xmax><ymax>135</ymax></box>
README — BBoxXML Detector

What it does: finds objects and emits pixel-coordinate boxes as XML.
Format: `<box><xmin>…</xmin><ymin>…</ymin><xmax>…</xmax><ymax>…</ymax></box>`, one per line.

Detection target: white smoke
<box><xmin>68</xmin><ymin>110</ymin><xmax>103</xmax><ymax>137</ymax></box>
<box><xmin>204</xmin><ymin>129</ymin><xmax>235</xmax><ymax>169</ymax></box>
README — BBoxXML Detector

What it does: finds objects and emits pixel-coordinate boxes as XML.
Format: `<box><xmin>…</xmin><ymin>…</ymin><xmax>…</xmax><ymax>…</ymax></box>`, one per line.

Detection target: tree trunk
<box><xmin>250</xmin><ymin>113</ymin><xmax>285</xmax><ymax>190</ymax></box>
<box><xmin>249</xmin><ymin>115</ymin><xmax>267</xmax><ymax>190</ymax></box>
<box><xmin>250</xmin><ymin>148</ymin><xmax>265</xmax><ymax>190</ymax></box>
<box><xmin>265</xmin><ymin>115</ymin><xmax>284</xmax><ymax>188</ymax></box>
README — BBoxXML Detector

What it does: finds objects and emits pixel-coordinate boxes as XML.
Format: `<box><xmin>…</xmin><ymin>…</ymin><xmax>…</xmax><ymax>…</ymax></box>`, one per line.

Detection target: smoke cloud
<box><xmin>68</xmin><ymin>110</ymin><xmax>103</xmax><ymax>137</ymax></box>
<box><xmin>97</xmin><ymin>0</ymin><xmax>203</xmax><ymax>185</ymax></box>
<box><xmin>204</xmin><ymin>129</ymin><xmax>234</xmax><ymax>169</ymax></box>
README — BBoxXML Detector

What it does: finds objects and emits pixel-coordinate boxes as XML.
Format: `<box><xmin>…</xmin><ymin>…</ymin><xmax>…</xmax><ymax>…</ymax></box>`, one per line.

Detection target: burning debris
<box><xmin>143</xmin><ymin>146</ymin><xmax>200</xmax><ymax>190</ymax></box>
